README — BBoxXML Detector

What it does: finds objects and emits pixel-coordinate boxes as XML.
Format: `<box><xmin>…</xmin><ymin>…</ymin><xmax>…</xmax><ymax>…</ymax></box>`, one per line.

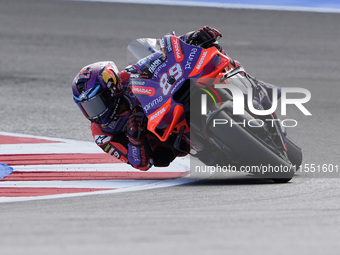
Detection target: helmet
<box><xmin>72</xmin><ymin>61</ymin><xmax>129</xmax><ymax>126</ymax></box>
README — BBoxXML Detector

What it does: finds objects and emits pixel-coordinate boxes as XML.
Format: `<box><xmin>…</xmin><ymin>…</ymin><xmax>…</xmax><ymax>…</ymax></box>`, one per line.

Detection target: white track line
<box><xmin>11</xmin><ymin>160</ymin><xmax>190</xmax><ymax>172</ymax></box>
<box><xmin>0</xmin><ymin>177</ymin><xmax>196</xmax><ymax>203</ymax></box>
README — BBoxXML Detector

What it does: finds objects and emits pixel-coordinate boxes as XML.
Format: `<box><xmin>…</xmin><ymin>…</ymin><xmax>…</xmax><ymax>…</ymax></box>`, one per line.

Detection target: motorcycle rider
<box><xmin>72</xmin><ymin>26</ymin><xmax>237</xmax><ymax>170</ymax></box>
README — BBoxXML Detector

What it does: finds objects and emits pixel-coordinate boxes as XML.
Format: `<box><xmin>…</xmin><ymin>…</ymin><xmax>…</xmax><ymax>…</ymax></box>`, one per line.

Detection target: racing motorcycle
<box><xmin>126</xmin><ymin>34</ymin><xmax>303</xmax><ymax>182</ymax></box>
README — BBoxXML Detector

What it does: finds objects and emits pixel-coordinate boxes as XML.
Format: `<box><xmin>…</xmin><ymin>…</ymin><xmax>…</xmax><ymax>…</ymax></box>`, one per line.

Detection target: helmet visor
<box><xmin>75</xmin><ymin>88</ymin><xmax>113</xmax><ymax>122</ymax></box>
<box><xmin>78</xmin><ymin>95</ymin><xmax>108</xmax><ymax>119</ymax></box>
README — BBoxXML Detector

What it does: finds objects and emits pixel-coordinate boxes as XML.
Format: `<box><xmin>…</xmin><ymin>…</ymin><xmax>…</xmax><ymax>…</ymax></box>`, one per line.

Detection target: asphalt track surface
<box><xmin>1</xmin><ymin>0</ymin><xmax>340</xmax><ymax>254</ymax></box>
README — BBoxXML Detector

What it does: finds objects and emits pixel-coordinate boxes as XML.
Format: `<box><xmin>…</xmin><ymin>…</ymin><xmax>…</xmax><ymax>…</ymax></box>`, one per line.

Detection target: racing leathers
<box><xmin>91</xmin><ymin>26</ymin><xmax>225</xmax><ymax>171</ymax></box>
<box><xmin>91</xmin><ymin>67</ymin><xmax>188</xmax><ymax>171</ymax></box>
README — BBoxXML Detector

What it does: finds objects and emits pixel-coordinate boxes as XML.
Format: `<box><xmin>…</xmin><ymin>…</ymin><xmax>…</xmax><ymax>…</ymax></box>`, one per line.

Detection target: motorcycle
<box><xmin>126</xmin><ymin>34</ymin><xmax>302</xmax><ymax>182</ymax></box>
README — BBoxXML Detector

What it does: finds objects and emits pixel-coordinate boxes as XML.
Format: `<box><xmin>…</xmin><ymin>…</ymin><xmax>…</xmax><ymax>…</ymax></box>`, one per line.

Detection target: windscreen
<box><xmin>127</xmin><ymin>38</ymin><xmax>160</xmax><ymax>64</ymax></box>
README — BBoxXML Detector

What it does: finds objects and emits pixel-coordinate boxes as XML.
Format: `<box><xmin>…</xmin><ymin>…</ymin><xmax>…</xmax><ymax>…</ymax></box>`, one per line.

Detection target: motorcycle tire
<box><xmin>206</xmin><ymin>109</ymin><xmax>295</xmax><ymax>183</ymax></box>
<box><xmin>285</xmin><ymin>136</ymin><xmax>303</xmax><ymax>171</ymax></box>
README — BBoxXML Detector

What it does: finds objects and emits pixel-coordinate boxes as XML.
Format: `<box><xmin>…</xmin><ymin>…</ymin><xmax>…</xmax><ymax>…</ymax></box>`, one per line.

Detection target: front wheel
<box><xmin>206</xmin><ymin>109</ymin><xmax>295</xmax><ymax>182</ymax></box>
<box><xmin>286</xmin><ymin>136</ymin><xmax>303</xmax><ymax>171</ymax></box>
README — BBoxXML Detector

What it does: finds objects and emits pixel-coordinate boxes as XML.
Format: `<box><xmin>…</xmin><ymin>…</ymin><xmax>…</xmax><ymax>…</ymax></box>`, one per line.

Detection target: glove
<box><xmin>188</xmin><ymin>26</ymin><xmax>222</xmax><ymax>46</ymax></box>
<box><xmin>126</xmin><ymin>110</ymin><xmax>153</xmax><ymax>170</ymax></box>
<box><xmin>126</xmin><ymin>110</ymin><xmax>147</xmax><ymax>146</ymax></box>
<box><xmin>128</xmin><ymin>143</ymin><xmax>153</xmax><ymax>171</ymax></box>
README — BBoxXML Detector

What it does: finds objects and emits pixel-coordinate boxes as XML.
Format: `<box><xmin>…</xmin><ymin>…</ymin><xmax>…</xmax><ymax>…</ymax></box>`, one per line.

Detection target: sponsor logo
<box><xmin>159</xmin><ymin>38</ymin><xmax>165</xmax><ymax>49</ymax></box>
<box><xmin>130</xmin><ymin>73</ymin><xmax>140</xmax><ymax>78</ymax></box>
<box><xmin>131</xmin><ymin>86</ymin><xmax>155</xmax><ymax>96</ymax></box>
<box><xmin>148</xmin><ymin>58</ymin><xmax>162</xmax><ymax>74</ymax></box>
<box><xmin>154</xmin><ymin>62</ymin><xmax>167</xmax><ymax>77</ymax></box>
<box><xmin>143</xmin><ymin>96</ymin><xmax>163</xmax><ymax>113</ymax></box>
<box><xmin>166</xmin><ymin>36</ymin><xmax>172</xmax><ymax>52</ymax></box>
<box><xmin>170</xmin><ymin>77</ymin><xmax>185</xmax><ymax>94</ymax></box>
<box><xmin>125</xmin><ymin>65</ymin><xmax>138</xmax><ymax>73</ymax></box>
<box><xmin>106</xmin><ymin>120</ymin><xmax>118</xmax><ymax>130</ymax></box>
<box><xmin>131</xmin><ymin>145</ymin><xmax>140</xmax><ymax>162</ymax></box>
<box><xmin>150</xmin><ymin>107</ymin><xmax>166</xmax><ymax>121</ymax></box>
<box><xmin>129</xmin><ymin>80</ymin><xmax>145</xmax><ymax>86</ymax></box>
<box><xmin>137</xmin><ymin>58</ymin><xmax>147</xmax><ymax>66</ymax></box>
<box><xmin>172</xmin><ymin>37</ymin><xmax>184</xmax><ymax>62</ymax></box>
<box><xmin>196</xmin><ymin>51</ymin><xmax>208</xmax><ymax>70</ymax></box>
<box><xmin>185</xmin><ymin>48</ymin><xmax>198</xmax><ymax>70</ymax></box>
<box><xmin>94</xmin><ymin>135</ymin><xmax>111</xmax><ymax>145</ymax></box>
<box><xmin>78</xmin><ymin>69</ymin><xmax>91</xmax><ymax>79</ymax></box>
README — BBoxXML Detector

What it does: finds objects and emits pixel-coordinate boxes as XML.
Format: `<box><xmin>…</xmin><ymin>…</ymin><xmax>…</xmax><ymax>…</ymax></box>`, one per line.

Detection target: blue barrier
<box><xmin>161</xmin><ymin>0</ymin><xmax>340</xmax><ymax>9</ymax></box>
<box><xmin>0</xmin><ymin>163</ymin><xmax>13</xmax><ymax>179</ymax></box>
